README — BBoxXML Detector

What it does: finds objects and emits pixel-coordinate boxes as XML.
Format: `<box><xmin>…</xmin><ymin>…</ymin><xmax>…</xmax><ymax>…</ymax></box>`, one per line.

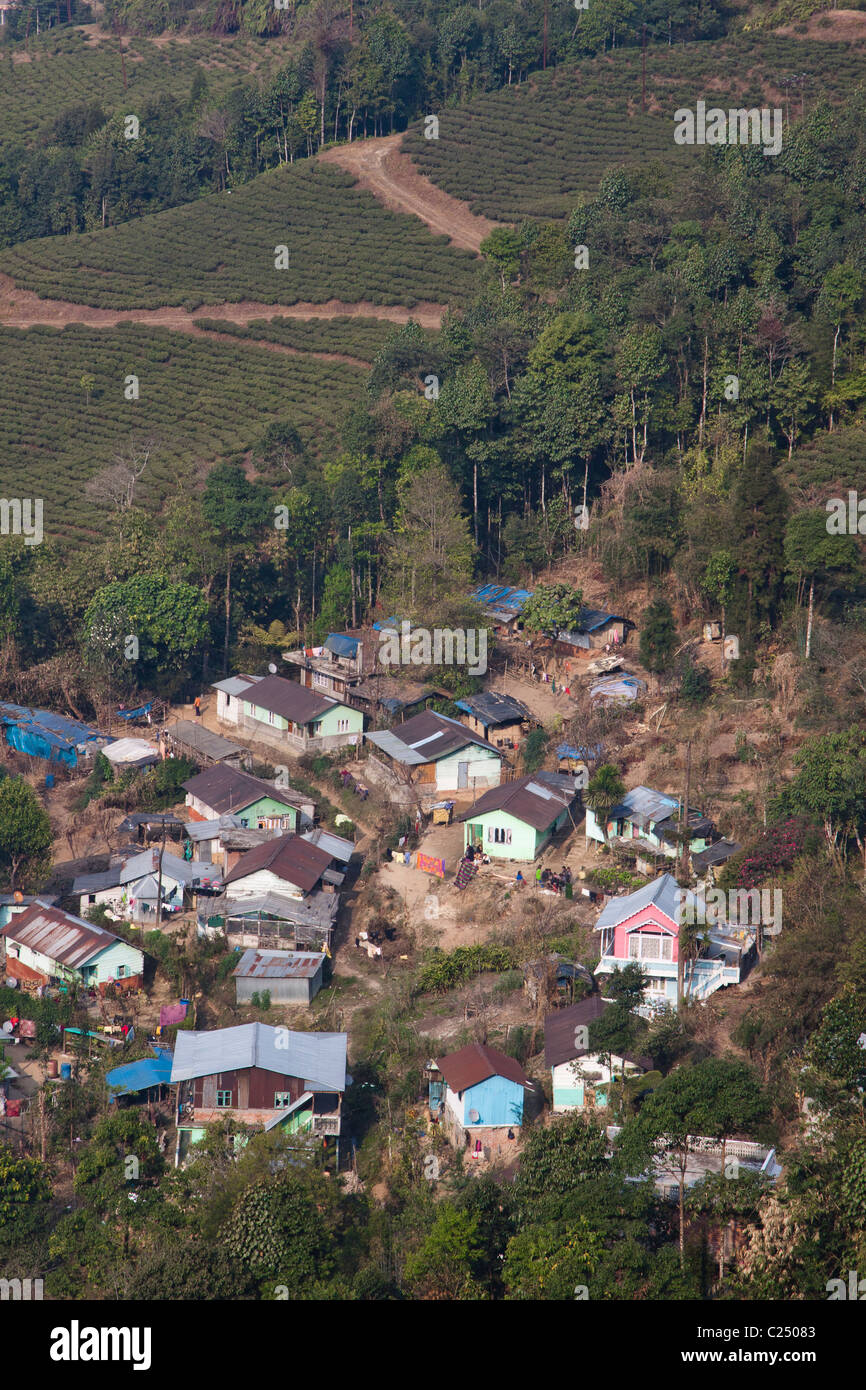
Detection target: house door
<box><xmin>458</xmin><ymin>762</ymin><xmax>469</xmax><ymax>789</ymax></box>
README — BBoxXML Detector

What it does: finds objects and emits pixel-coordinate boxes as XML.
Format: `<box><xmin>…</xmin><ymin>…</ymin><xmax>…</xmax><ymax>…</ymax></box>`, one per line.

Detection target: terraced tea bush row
<box><xmin>192</xmin><ymin>314</ymin><xmax>402</xmax><ymax>361</ymax></box>
<box><xmin>0</xmin><ymin>324</ymin><xmax>365</xmax><ymax>549</ymax></box>
<box><xmin>404</xmin><ymin>34</ymin><xmax>866</xmax><ymax>221</ymax></box>
<box><xmin>2</xmin><ymin>164</ymin><xmax>477</xmax><ymax>309</ymax></box>
<box><xmin>0</xmin><ymin>28</ymin><xmax>284</xmax><ymax>151</ymax></box>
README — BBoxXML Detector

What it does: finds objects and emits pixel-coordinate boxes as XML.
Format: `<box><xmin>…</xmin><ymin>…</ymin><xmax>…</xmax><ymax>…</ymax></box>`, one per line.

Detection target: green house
<box><xmin>182</xmin><ymin>765</ymin><xmax>315</xmax><ymax>832</ymax></box>
<box><xmin>460</xmin><ymin>772</ymin><xmax>579</xmax><ymax>861</ymax></box>
<box><xmin>237</xmin><ymin>673</ymin><xmax>364</xmax><ymax>753</ymax></box>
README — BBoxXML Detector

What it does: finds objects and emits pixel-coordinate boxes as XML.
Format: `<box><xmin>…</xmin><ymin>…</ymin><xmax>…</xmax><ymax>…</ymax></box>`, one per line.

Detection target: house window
<box><xmin>117</xmin><ymin>965</ymin><xmax>127</xmax><ymax>978</ymax></box>
<box><xmin>628</xmin><ymin>933</ymin><xmax>672</xmax><ymax>962</ymax></box>
<box><xmin>225</xmin><ymin>695</ymin><xmax>232</xmax><ymax>710</ymax></box>
<box><xmin>489</xmin><ymin>826</ymin><xmax>512</xmax><ymax>844</ymax></box>
<box><xmin>267</xmin><ymin>709</ymin><xmax>277</xmax><ymax>726</ymax></box>
<box><xmin>216</xmin><ymin>1091</ymin><xmax>232</xmax><ymax>1108</ymax></box>
<box><xmin>274</xmin><ymin>1092</ymin><xmax>293</xmax><ymax>1108</ymax></box>
<box><xmin>337</xmin><ymin>718</ymin><xmax>349</xmax><ymax>732</ymax></box>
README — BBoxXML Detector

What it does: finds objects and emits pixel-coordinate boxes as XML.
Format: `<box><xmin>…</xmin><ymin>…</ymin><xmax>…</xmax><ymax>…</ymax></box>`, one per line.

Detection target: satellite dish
<box><xmin>468</xmin><ymin>1108</ymin><xmax>480</xmax><ymax>1123</ymax></box>
<box><xmin>268</xmin><ymin>663</ymin><xmax>278</xmax><ymax>674</ymax></box>
<box><xmin>1</xmin><ymin>1020</ymin><xmax>13</xmax><ymax>1033</ymax></box>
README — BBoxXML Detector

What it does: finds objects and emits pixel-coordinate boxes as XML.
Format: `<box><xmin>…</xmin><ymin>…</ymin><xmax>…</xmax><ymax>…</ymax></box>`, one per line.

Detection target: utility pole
<box><xmin>155</xmin><ymin>819</ymin><xmax>166</xmax><ymax>930</ymax></box>
<box><xmin>641</xmin><ymin>25</ymin><xmax>647</xmax><ymax>114</ymax></box>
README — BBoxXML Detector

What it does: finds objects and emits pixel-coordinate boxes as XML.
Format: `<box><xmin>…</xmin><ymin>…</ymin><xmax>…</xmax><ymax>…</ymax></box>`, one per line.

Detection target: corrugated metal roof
<box><xmin>183</xmin><ymin>765</ymin><xmax>309</xmax><ymax>816</ymax></box>
<box><xmin>103</xmin><ymin>738</ymin><xmax>159</xmax><ymax>767</ymax></box>
<box><xmin>610</xmin><ymin>786</ymin><xmax>679</xmax><ymax>825</ymax></box>
<box><xmin>300</xmin><ymin>827</ymin><xmax>354</xmax><ymax>862</ymax></box>
<box><xmin>163</xmin><ymin>720</ymin><xmax>245</xmax><ymax>762</ymax></box>
<box><xmin>595</xmin><ymin>872</ymin><xmax>687</xmax><ymax>931</ymax></box>
<box><xmin>119</xmin><ymin>848</ymin><xmax>212</xmax><ymax>888</ymax></box>
<box><xmin>106</xmin><ymin>1047</ymin><xmax>173</xmax><ymax>1098</ymax></box>
<box><xmin>0</xmin><ymin>700</ymin><xmax>106</xmax><ymax>751</ymax></box>
<box><xmin>454</xmin><ymin>691</ymin><xmax>530</xmax><ymax>724</ymax></box>
<box><xmin>0</xmin><ymin>903</ymin><xmax>133</xmax><ymax>970</ymax></box>
<box><xmin>436</xmin><ymin>1042</ymin><xmax>531</xmax><ymax>1092</ymax></box>
<box><xmin>365</xmin><ymin>729</ymin><xmax>426</xmax><ymax>764</ymax></box>
<box><xmin>210</xmin><ymin>890</ymin><xmax>338</xmax><ymax>929</ymax></box>
<box><xmin>223</xmin><ymin>834</ymin><xmax>333</xmax><ymax>894</ymax></box>
<box><xmin>459</xmin><ymin>771</ymin><xmax>577</xmax><ymax>833</ymax></box>
<box><xmin>545</xmin><ymin>996</ymin><xmax>652</xmax><ymax>1070</ymax></box>
<box><xmin>243</xmin><ymin>674</ymin><xmax>342</xmax><ymax>723</ymax></box>
<box><xmin>170</xmin><ymin>1022</ymin><xmax>347</xmax><ymax>1091</ymax></box>
<box><xmin>233</xmin><ymin>949</ymin><xmax>324</xmax><ymax>980</ymax></box>
<box><xmin>368</xmin><ymin>710</ymin><xmax>499</xmax><ymax>765</ymax></box>
<box><xmin>211</xmin><ymin>674</ymin><xmax>263</xmax><ymax>697</ymax></box>
<box><xmin>184</xmin><ymin>814</ymin><xmax>246</xmax><ymax>842</ymax></box>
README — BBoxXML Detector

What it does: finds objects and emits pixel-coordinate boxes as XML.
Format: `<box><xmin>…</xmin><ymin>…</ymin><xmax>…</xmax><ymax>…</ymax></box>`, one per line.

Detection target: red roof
<box><xmin>436</xmin><ymin>1043</ymin><xmax>530</xmax><ymax>1092</ymax></box>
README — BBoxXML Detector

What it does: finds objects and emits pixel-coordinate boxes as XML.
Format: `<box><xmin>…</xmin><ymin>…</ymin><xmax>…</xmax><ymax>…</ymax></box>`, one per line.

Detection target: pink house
<box><xmin>594</xmin><ymin>873</ymin><xmax>755</xmax><ymax>1012</ymax></box>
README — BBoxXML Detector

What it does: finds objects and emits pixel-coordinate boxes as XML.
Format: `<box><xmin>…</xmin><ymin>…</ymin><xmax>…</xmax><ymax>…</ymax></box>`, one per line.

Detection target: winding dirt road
<box><xmin>0</xmin><ymin>133</ymin><xmax>488</xmax><ymax>345</ymax></box>
<box><xmin>320</xmin><ymin>133</ymin><xmax>499</xmax><ymax>253</ymax></box>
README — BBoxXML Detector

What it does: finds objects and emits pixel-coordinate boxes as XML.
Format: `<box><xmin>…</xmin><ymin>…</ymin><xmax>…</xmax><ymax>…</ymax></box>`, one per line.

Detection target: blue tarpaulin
<box><xmin>116</xmin><ymin>703</ymin><xmax>153</xmax><ymax>721</ymax></box>
<box><xmin>324</xmin><ymin>633</ymin><xmax>359</xmax><ymax>659</ymax></box>
<box><xmin>0</xmin><ymin>700</ymin><xmax>107</xmax><ymax>767</ymax></box>
<box><xmin>106</xmin><ymin>1047</ymin><xmax>174</xmax><ymax>1100</ymax></box>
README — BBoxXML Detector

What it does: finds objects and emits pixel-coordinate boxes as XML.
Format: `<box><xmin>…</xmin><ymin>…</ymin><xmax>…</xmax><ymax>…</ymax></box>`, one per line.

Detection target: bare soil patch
<box><xmin>320</xmin><ymin>134</ymin><xmax>501</xmax><ymax>252</ymax></box>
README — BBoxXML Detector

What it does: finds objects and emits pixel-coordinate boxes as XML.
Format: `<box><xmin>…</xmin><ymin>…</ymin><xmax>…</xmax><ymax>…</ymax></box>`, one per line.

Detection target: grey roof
<box><xmin>300</xmin><ymin>828</ymin><xmax>354</xmax><ymax>862</ymax></box>
<box><xmin>183</xmin><ymin>814</ymin><xmax>246</xmax><ymax>843</ymax></box>
<box><xmin>692</xmin><ymin>839</ymin><xmax>741</xmax><ymax>870</ymax></box>
<box><xmin>119</xmin><ymin>848</ymin><xmax>213</xmax><ymax>888</ymax></box>
<box><xmin>170</xmin><ymin>1022</ymin><xmax>347</xmax><ymax>1091</ymax></box>
<box><xmin>162</xmin><ymin>720</ymin><xmax>245</xmax><ymax>762</ymax></box>
<box><xmin>595</xmin><ymin>872</ymin><xmax>689</xmax><ymax>931</ymax></box>
<box><xmin>73</xmin><ymin>869</ymin><xmax>126</xmax><ymax>895</ymax></box>
<box><xmin>211</xmin><ymin>674</ymin><xmax>263</xmax><ymax>697</ymax></box>
<box><xmin>233</xmin><ymin>949</ymin><xmax>324</xmax><ymax>981</ymax></box>
<box><xmin>454</xmin><ymin>691</ymin><xmax>530</xmax><ymax>725</ymax></box>
<box><xmin>609</xmin><ymin>785</ymin><xmax>680</xmax><ymax>827</ymax></box>
<box><xmin>367</xmin><ymin>710</ymin><xmax>500</xmax><ymax>765</ymax></box>
<box><xmin>209</xmin><ymin>890</ymin><xmax>339</xmax><ymax>930</ymax></box>
<box><xmin>459</xmin><ymin>770</ymin><xmax>577</xmax><ymax>833</ymax></box>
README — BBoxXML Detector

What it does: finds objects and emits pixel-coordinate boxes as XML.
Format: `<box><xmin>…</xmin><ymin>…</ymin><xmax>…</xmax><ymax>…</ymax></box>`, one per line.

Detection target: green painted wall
<box><xmin>310</xmin><ymin>704</ymin><xmax>364</xmax><ymax>737</ymax></box>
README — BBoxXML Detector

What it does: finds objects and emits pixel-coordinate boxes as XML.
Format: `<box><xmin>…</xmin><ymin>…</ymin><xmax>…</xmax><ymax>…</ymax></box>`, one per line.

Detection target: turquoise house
<box><xmin>0</xmin><ymin>903</ymin><xmax>144</xmax><ymax>992</ymax></box>
<box><xmin>585</xmin><ymin>784</ymin><xmax>713</xmax><ymax>860</ymax></box>
<box><xmin>236</xmin><ymin>673</ymin><xmax>364</xmax><ymax>753</ymax></box>
<box><xmin>435</xmin><ymin>1043</ymin><xmax>531</xmax><ymax>1147</ymax></box>
<box><xmin>460</xmin><ymin>771</ymin><xmax>579</xmax><ymax>861</ymax></box>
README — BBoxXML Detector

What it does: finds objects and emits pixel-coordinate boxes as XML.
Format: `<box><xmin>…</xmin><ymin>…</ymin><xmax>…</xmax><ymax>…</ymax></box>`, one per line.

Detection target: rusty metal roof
<box><xmin>232</xmin><ymin>949</ymin><xmax>324</xmax><ymax>981</ymax></box>
<box><xmin>0</xmin><ymin>902</ymin><xmax>128</xmax><ymax>970</ymax></box>
<box><xmin>435</xmin><ymin>1043</ymin><xmax>531</xmax><ymax>1093</ymax></box>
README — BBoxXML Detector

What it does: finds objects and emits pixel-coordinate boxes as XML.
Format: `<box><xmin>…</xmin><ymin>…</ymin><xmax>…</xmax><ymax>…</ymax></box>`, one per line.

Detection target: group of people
<box><xmin>463</xmin><ymin>843</ymin><xmax>491</xmax><ymax>867</ymax></box>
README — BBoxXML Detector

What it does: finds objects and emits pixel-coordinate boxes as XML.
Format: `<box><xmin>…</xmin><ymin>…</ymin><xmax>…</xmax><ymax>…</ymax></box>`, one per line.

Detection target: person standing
<box><xmin>194</xmin><ymin>695</ymin><xmax>202</xmax><ymax>719</ymax></box>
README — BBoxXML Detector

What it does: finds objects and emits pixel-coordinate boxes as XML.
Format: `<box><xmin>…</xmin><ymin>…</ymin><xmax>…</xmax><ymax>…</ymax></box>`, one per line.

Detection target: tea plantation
<box><xmin>1</xmin><ymin>163</ymin><xmax>478</xmax><ymax>309</ymax></box>
<box><xmin>0</xmin><ymin>28</ymin><xmax>286</xmax><ymax>152</ymax></box>
<box><xmin>404</xmin><ymin>34</ymin><xmax>866</xmax><ymax>221</ymax></box>
<box><xmin>192</xmin><ymin>314</ymin><xmax>404</xmax><ymax>362</ymax></box>
<box><xmin>0</xmin><ymin>323</ymin><xmax>365</xmax><ymax>550</ymax></box>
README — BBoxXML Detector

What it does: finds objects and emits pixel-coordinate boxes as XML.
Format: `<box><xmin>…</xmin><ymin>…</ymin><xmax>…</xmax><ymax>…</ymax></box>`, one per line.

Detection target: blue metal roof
<box><xmin>557</xmin><ymin>742</ymin><xmax>605</xmax><ymax>761</ymax></box>
<box><xmin>470</xmin><ymin>584</ymin><xmax>533</xmax><ymax>618</ymax></box>
<box><xmin>325</xmin><ymin>633</ymin><xmax>359</xmax><ymax>658</ymax></box>
<box><xmin>106</xmin><ymin>1046</ymin><xmax>174</xmax><ymax>1099</ymax></box>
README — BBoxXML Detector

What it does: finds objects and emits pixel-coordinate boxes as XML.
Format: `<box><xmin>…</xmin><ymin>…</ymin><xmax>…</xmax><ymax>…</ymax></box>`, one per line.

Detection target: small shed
<box><xmin>232</xmin><ymin>947</ymin><xmax>325</xmax><ymax>1005</ymax></box>
<box><xmin>431</xmin><ymin>800</ymin><xmax>454</xmax><ymax>825</ymax></box>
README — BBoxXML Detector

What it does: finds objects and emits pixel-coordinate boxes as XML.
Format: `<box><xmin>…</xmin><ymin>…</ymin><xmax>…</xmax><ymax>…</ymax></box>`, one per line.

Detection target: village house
<box><xmin>0</xmin><ymin>902</ymin><xmax>144</xmax><ymax>994</ymax></box>
<box><xmin>460</xmin><ymin>771</ymin><xmax>580</xmax><ymax>861</ymax></box>
<box><xmin>553</xmin><ymin>608</ymin><xmax>635</xmax><ymax>658</ymax></box>
<box><xmin>182</xmin><ymin>764</ymin><xmax>314</xmax><ymax>832</ymax></box>
<box><xmin>366</xmin><ymin>710</ymin><xmax>504</xmax><ymax>803</ymax></box>
<box><xmin>430</xmin><ymin>1044</ymin><xmax>533</xmax><ymax>1155</ymax></box>
<box><xmin>232</xmin><ymin>948</ymin><xmax>325</xmax><ymax>1007</ymax></box>
<box><xmin>198</xmin><ymin>889</ymin><xmax>338</xmax><ymax>954</ymax></box>
<box><xmin>159</xmin><ymin>719</ymin><xmax>250</xmax><ymax>769</ymax></box>
<box><xmin>171</xmin><ymin>1022</ymin><xmax>348</xmax><ymax>1165</ymax></box>
<box><xmin>0</xmin><ymin>699</ymin><xmax>108</xmax><ymax>768</ymax></box>
<box><xmin>222</xmin><ymin>833</ymin><xmax>342</xmax><ymax>902</ymax></box>
<box><xmin>469</xmin><ymin>583</ymin><xmax>533</xmax><ymax>637</ymax></box>
<box><xmin>282</xmin><ymin>631</ymin><xmax>369</xmax><ymax>700</ymax></box>
<box><xmin>545</xmin><ymin>995</ymin><xmax>652</xmax><ymax>1113</ymax></box>
<box><xmin>585</xmin><ymin>784</ymin><xmax>716</xmax><ymax>866</ymax></box>
<box><xmin>232</xmin><ymin>673</ymin><xmax>365</xmax><ymax>753</ymax></box>
<box><xmin>454</xmin><ymin>691</ymin><xmax>530</xmax><ymax>750</ymax></box>
<box><xmin>594</xmin><ymin>873</ymin><xmax>757</xmax><ymax>1011</ymax></box>
<box><xmin>73</xmin><ymin>847</ymin><xmax>217</xmax><ymax>924</ymax></box>
<box><xmin>211</xmin><ymin>674</ymin><xmax>264</xmax><ymax>726</ymax></box>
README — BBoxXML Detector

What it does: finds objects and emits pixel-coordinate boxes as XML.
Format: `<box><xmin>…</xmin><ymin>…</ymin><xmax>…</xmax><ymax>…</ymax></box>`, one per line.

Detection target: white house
<box><xmin>366</xmin><ymin>710</ymin><xmax>503</xmax><ymax>798</ymax></box>
<box><xmin>545</xmin><ymin>994</ymin><xmax>651</xmax><ymax>1112</ymax></box>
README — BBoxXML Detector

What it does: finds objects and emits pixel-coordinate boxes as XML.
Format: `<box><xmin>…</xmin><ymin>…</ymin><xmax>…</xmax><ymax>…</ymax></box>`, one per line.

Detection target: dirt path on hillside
<box><xmin>0</xmin><ymin>273</ymin><xmax>445</xmax><ymax>337</ymax></box>
<box><xmin>320</xmin><ymin>134</ymin><xmax>500</xmax><ymax>253</ymax></box>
